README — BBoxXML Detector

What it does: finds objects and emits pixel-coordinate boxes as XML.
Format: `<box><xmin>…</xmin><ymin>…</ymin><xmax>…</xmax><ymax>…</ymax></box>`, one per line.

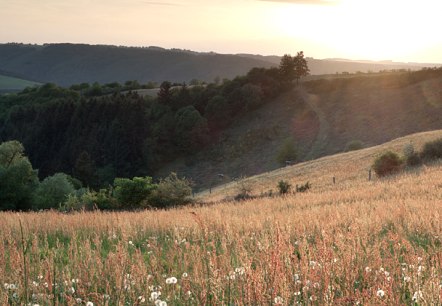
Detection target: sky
<box><xmin>1</xmin><ymin>0</ymin><xmax>442</xmax><ymax>63</ymax></box>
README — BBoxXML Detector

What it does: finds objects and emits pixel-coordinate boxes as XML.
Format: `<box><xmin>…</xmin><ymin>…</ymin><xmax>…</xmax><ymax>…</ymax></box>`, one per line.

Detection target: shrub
<box><xmin>277</xmin><ymin>180</ymin><xmax>291</xmax><ymax>195</ymax></box>
<box><xmin>60</xmin><ymin>189</ymin><xmax>118</xmax><ymax>212</ymax></box>
<box><xmin>403</xmin><ymin>143</ymin><xmax>422</xmax><ymax>167</ymax></box>
<box><xmin>113</xmin><ymin>176</ymin><xmax>157</xmax><ymax>209</ymax></box>
<box><xmin>149</xmin><ymin>173</ymin><xmax>192</xmax><ymax>208</ymax></box>
<box><xmin>296</xmin><ymin>181</ymin><xmax>311</xmax><ymax>192</ymax></box>
<box><xmin>32</xmin><ymin>173</ymin><xmax>75</xmax><ymax>210</ymax></box>
<box><xmin>421</xmin><ymin>138</ymin><xmax>442</xmax><ymax>160</ymax></box>
<box><xmin>372</xmin><ymin>151</ymin><xmax>403</xmax><ymax>177</ymax></box>
<box><xmin>276</xmin><ymin>138</ymin><xmax>297</xmax><ymax>165</ymax></box>
<box><xmin>234</xmin><ymin>178</ymin><xmax>253</xmax><ymax>201</ymax></box>
<box><xmin>345</xmin><ymin>140</ymin><xmax>364</xmax><ymax>152</ymax></box>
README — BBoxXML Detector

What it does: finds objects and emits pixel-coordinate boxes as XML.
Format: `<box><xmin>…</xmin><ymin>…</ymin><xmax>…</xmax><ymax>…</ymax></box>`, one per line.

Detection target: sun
<box><xmin>268</xmin><ymin>0</ymin><xmax>442</xmax><ymax>61</ymax></box>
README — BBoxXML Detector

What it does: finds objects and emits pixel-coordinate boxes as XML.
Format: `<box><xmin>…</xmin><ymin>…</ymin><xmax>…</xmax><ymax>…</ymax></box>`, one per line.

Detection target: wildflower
<box><xmin>235</xmin><ymin>267</ymin><xmax>245</xmax><ymax>275</ymax></box>
<box><xmin>4</xmin><ymin>283</ymin><xmax>9</xmax><ymax>289</ymax></box>
<box><xmin>68</xmin><ymin>287</ymin><xmax>75</xmax><ymax>294</ymax></box>
<box><xmin>86</xmin><ymin>302</ymin><xmax>94</xmax><ymax>306</ymax></box>
<box><xmin>274</xmin><ymin>296</ymin><xmax>283</xmax><ymax>304</ymax></box>
<box><xmin>412</xmin><ymin>290</ymin><xmax>423</xmax><ymax>302</ymax></box>
<box><xmin>376</xmin><ymin>289</ymin><xmax>385</xmax><ymax>298</ymax></box>
<box><xmin>186</xmin><ymin>290</ymin><xmax>192</xmax><ymax>296</ymax></box>
<box><xmin>103</xmin><ymin>294</ymin><xmax>110</xmax><ymax>300</ymax></box>
<box><xmin>138</xmin><ymin>296</ymin><xmax>146</xmax><ymax>302</ymax></box>
<box><xmin>38</xmin><ymin>275</ymin><xmax>43</xmax><ymax>280</ymax></box>
<box><xmin>294</xmin><ymin>291</ymin><xmax>301</xmax><ymax>296</ymax></box>
<box><xmin>12</xmin><ymin>292</ymin><xmax>19</xmax><ymax>299</ymax></box>
<box><xmin>182</xmin><ymin>272</ymin><xmax>188</xmax><ymax>278</ymax></box>
<box><xmin>165</xmin><ymin>277</ymin><xmax>177</xmax><ymax>284</ymax></box>
<box><xmin>309</xmin><ymin>261</ymin><xmax>316</xmax><ymax>267</ymax></box>
<box><xmin>150</xmin><ymin>291</ymin><xmax>160</xmax><ymax>301</ymax></box>
<box><xmin>128</xmin><ymin>241</ymin><xmax>134</xmax><ymax>246</ymax></box>
<box><xmin>75</xmin><ymin>298</ymin><xmax>82</xmax><ymax>304</ymax></box>
<box><xmin>294</xmin><ymin>274</ymin><xmax>300</xmax><ymax>281</ymax></box>
<box><xmin>71</xmin><ymin>278</ymin><xmax>79</xmax><ymax>284</ymax></box>
<box><xmin>8</xmin><ymin>283</ymin><xmax>17</xmax><ymax>290</ymax></box>
<box><xmin>417</xmin><ymin>257</ymin><xmax>423</xmax><ymax>263</ymax></box>
<box><xmin>403</xmin><ymin>276</ymin><xmax>411</xmax><ymax>282</ymax></box>
<box><xmin>158</xmin><ymin>301</ymin><xmax>167</xmax><ymax>306</ymax></box>
<box><xmin>365</xmin><ymin>267</ymin><xmax>371</xmax><ymax>273</ymax></box>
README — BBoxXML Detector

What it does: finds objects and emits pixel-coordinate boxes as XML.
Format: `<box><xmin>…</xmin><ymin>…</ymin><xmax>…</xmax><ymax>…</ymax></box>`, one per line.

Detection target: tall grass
<box><xmin>1</xmin><ymin>160</ymin><xmax>442</xmax><ymax>304</ymax></box>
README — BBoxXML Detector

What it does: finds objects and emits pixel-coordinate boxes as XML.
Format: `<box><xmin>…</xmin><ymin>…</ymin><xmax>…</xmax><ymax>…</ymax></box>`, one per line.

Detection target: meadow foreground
<box><xmin>1</xmin><ymin>157</ymin><xmax>442</xmax><ymax>305</ymax></box>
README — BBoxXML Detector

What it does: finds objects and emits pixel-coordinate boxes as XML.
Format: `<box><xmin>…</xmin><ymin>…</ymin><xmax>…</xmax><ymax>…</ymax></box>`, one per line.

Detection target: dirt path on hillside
<box><xmin>297</xmin><ymin>86</ymin><xmax>330</xmax><ymax>159</ymax></box>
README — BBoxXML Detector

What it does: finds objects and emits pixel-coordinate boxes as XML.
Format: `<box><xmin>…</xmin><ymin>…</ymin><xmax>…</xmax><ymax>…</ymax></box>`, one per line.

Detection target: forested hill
<box><xmin>1</xmin><ymin>66</ymin><xmax>442</xmax><ymax>191</ymax></box>
<box><xmin>0</xmin><ymin>43</ymin><xmax>436</xmax><ymax>87</ymax></box>
<box><xmin>0</xmin><ymin>43</ymin><xmax>275</xmax><ymax>86</ymax></box>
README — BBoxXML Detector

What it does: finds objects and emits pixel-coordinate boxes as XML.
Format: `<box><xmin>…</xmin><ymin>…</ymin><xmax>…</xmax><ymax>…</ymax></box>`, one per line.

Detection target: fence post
<box><xmin>368</xmin><ymin>169</ymin><xmax>372</xmax><ymax>181</ymax></box>
<box><xmin>333</xmin><ymin>176</ymin><xmax>336</xmax><ymax>184</ymax></box>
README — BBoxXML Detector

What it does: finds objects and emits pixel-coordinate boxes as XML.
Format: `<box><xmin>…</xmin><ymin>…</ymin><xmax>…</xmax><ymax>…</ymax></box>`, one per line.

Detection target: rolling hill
<box><xmin>0</xmin><ymin>43</ymin><xmax>437</xmax><ymax>87</ymax></box>
<box><xmin>196</xmin><ymin>129</ymin><xmax>442</xmax><ymax>201</ymax></box>
<box><xmin>156</xmin><ymin>71</ymin><xmax>442</xmax><ymax>190</ymax></box>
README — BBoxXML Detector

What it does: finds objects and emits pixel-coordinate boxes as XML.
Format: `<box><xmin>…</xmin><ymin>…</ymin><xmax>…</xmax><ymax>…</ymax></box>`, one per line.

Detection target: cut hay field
<box><xmin>1</xmin><ymin>131</ymin><xmax>442</xmax><ymax>305</ymax></box>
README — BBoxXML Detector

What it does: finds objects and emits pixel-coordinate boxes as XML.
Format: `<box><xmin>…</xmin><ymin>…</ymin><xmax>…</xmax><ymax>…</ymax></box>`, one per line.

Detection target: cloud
<box><xmin>259</xmin><ymin>0</ymin><xmax>338</xmax><ymax>5</ymax></box>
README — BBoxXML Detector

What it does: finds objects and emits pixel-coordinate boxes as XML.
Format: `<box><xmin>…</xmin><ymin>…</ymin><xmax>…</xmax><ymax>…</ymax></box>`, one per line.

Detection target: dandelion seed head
<box><xmin>376</xmin><ymin>289</ymin><xmax>385</xmax><ymax>298</ymax></box>
<box><xmin>86</xmin><ymin>302</ymin><xmax>94</xmax><ymax>306</ymax></box>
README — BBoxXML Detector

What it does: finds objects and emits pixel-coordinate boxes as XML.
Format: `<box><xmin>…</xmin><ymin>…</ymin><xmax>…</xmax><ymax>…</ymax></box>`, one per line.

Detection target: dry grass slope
<box><xmin>1</xmin><ymin>130</ymin><xmax>442</xmax><ymax>305</ymax></box>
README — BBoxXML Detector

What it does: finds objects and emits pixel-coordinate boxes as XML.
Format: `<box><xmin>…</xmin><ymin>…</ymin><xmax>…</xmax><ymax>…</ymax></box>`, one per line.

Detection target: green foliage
<box><xmin>279</xmin><ymin>51</ymin><xmax>309</xmax><ymax>85</ymax></box>
<box><xmin>0</xmin><ymin>140</ymin><xmax>39</xmax><ymax>210</ymax></box>
<box><xmin>113</xmin><ymin>176</ymin><xmax>157</xmax><ymax>209</ymax></box>
<box><xmin>174</xmin><ymin>106</ymin><xmax>209</xmax><ymax>152</ymax></box>
<box><xmin>421</xmin><ymin>138</ymin><xmax>442</xmax><ymax>160</ymax></box>
<box><xmin>276</xmin><ymin>138</ymin><xmax>297</xmax><ymax>165</ymax></box>
<box><xmin>150</xmin><ymin>173</ymin><xmax>192</xmax><ymax>208</ymax></box>
<box><xmin>345</xmin><ymin>140</ymin><xmax>364</xmax><ymax>152</ymax></box>
<box><xmin>73</xmin><ymin>151</ymin><xmax>98</xmax><ymax>188</ymax></box>
<box><xmin>277</xmin><ymin>180</ymin><xmax>291</xmax><ymax>195</ymax></box>
<box><xmin>60</xmin><ymin>189</ymin><xmax>117</xmax><ymax>212</ymax></box>
<box><xmin>32</xmin><ymin>173</ymin><xmax>75</xmax><ymax>210</ymax></box>
<box><xmin>403</xmin><ymin>143</ymin><xmax>422</xmax><ymax>167</ymax></box>
<box><xmin>372</xmin><ymin>151</ymin><xmax>404</xmax><ymax>177</ymax></box>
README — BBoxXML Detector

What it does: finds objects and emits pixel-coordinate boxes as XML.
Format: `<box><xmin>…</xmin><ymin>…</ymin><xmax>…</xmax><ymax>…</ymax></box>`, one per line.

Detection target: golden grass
<box><xmin>1</xmin><ymin>130</ymin><xmax>442</xmax><ymax>305</ymax></box>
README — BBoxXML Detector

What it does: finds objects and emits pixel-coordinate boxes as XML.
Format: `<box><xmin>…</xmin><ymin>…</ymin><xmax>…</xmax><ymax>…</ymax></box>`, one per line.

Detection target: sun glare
<box><xmin>270</xmin><ymin>0</ymin><xmax>442</xmax><ymax>61</ymax></box>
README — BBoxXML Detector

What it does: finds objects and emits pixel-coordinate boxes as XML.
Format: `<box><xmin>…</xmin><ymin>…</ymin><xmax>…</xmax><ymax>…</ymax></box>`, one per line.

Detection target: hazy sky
<box><xmin>1</xmin><ymin>0</ymin><xmax>442</xmax><ymax>63</ymax></box>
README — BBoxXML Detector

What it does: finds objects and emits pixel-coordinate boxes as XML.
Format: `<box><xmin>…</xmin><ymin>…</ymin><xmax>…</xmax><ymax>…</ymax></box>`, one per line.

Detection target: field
<box><xmin>1</xmin><ymin>131</ymin><xmax>442</xmax><ymax>305</ymax></box>
<box><xmin>0</xmin><ymin>74</ymin><xmax>40</xmax><ymax>92</ymax></box>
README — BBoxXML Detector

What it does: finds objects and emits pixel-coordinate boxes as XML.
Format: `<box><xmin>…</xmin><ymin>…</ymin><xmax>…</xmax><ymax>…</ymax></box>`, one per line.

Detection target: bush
<box><xmin>345</xmin><ymin>140</ymin><xmax>364</xmax><ymax>152</ymax></box>
<box><xmin>149</xmin><ymin>173</ymin><xmax>192</xmax><ymax>208</ymax></box>
<box><xmin>421</xmin><ymin>138</ymin><xmax>442</xmax><ymax>160</ymax></box>
<box><xmin>277</xmin><ymin>180</ymin><xmax>291</xmax><ymax>195</ymax></box>
<box><xmin>372</xmin><ymin>151</ymin><xmax>403</xmax><ymax>177</ymax></box>
<box><xmin>32</xmin><ymin>173</ymin><xmax>75</xmax><ymax>210</ymax></box>
<box><xmin>296</xmin><ymin>181</ymin><xmax>311</xmax><ymax>193</ymax></box>
<box><xmin>113</xmin><ymin>176</ymin><xmax>157</xmax><ymax>209</ymax></box>
<box><xmin>402</xmin><ymin>143</ymin><xmax>422</xmax><ymax>167</ymax></box>
<box><xmin>60</xmin><ymin>189</ymin><xmax>118</xmax><ymax>212</ymax></box>
<box><xmin>234</xmin><ymin>178</ymin><xmax>253</xmax><ymax>201</ymax></box>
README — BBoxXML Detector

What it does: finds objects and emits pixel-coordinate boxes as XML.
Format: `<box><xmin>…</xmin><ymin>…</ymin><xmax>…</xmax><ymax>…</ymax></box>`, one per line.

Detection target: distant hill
<box><xmin>0</xmin><ymin>43</ymin><xmax>438</xmax><ymax>87</ymax></box>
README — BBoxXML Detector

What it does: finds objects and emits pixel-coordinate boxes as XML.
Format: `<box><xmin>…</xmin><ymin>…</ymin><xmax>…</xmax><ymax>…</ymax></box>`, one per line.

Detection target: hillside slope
<box><xmin>197</xmin><ymin>129</ymin><xmax>442</xmax><ymax>201</ymax></box>
<box><xmin>157</xmin><ymin>72</ymin><xmax>442</xmax><ymax>190</ymax></box>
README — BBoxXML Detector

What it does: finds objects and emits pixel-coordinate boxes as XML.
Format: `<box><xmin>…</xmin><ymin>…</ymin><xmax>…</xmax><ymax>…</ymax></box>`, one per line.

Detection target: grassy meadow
<box><xmin>1</xmin><ymin>131</ymin><xmax>442</xmax><ymax>305</ymax></box>
<box><xmin>0</xmin><ymin>74</ymin><xmax>40</xmax><ymax>92</ymax></box>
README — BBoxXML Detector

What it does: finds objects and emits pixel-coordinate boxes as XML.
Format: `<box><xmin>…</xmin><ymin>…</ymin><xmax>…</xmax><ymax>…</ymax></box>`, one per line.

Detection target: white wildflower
<box><xmin>365</xmin><ymin>267</ymin><xmax>371</xmax><ymax>273</ymax></box>
<box><xmin>403</xmin><ymin>276</ymin><xmax>411</xmax><ymax>282</ymax></box>
<box><xmin>235</xmin><ymin>267</ymin><xmax>245</xmax><ymax>275</ymax></box>
<box><xmin>182</xmin><ymin>272</ymin><xmax>188</xmax><ymax>278</ymax></box>
<box><xmin>75</xmin><ymin>298</ymin><xmax>82</xmax><ymax>304</ymax></box>
<box><xmin>412</xmin><ymin>290</ymin><xmax>423</xmax><ymax>302</ymax></box>
<box><xmin>86</xmin><ymin>302</ymin><xmax>94</xmax><ymax>306</ymax></box>
<box><xmin>150</xmin><ymin>291</ymin><xmax>160</xmax><ymax>301</ymax></box>
<box><xmin>165</xmin><ymin>277</ymin><xmax>177</xmax><ymax>284</ymax></box>
<box><xmin>128</xmin><ymin>241</ymin><xmax>134</xmax><ymax>246</ymax></box>
<box><xmin>68</xmin><ymin>287</ymin><xmax>75</xmax><ymax>294</ymax></box>
<box><xmin>376</xmin><ymin>289</ymin><xmax>385</xmax><ymax>298</ymax></box>
<box><xmin>8</xmin><ymin>283</ymin><xmax>17</xmax><ymax>290</ymax></box>
<box><xmin>274</xmin><ymin>296</ymin><xmax>283</xmax><ymax>304</ymax></box>
<box><xmin>138</xmin><ymin>296</ymin><xmax>146</xmax><ymax>302</ymax></box>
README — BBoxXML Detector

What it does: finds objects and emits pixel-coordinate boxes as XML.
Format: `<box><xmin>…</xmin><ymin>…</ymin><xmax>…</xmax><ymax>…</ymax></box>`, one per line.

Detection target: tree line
<box><xmin>0</xmin><ymin>52</ymin><xmax>309</xmax><ymax>210</ymax></box>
